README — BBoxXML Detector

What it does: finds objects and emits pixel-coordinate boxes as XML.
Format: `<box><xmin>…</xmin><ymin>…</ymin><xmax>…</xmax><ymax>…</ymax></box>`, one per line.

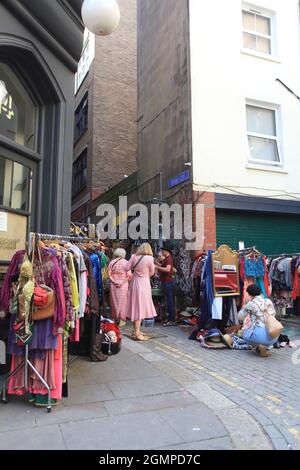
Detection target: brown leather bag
<box><xmin>31</xmin><ymin>242</ymin><xmax>56</xmax><ymax>321</ymax></box>
<box><xmin>32</xmin><ymin>285</ymin><xmax>56</xmax><ymax>321</ymax></box>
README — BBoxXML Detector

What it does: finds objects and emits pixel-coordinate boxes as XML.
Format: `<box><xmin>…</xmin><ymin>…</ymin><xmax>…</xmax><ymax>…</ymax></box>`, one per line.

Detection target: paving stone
<box><xmin>157</xmin><ymin>437</ymin><xmax>233</xmax><ymax>450</ymax></box>
<box><xmin>62</xmin><ymin>383</ymin><xmax>115</xmax><ymax>406</ymax></box>
<box><xmin>36</xmin><ymin>402</ymin><xmax>108</xmax><ymax>426</ymax></box>
<box><xmin>0</xmin><ymin>399</ymin><xmax>37</xmax><ymax>432</ymax></box>
<box><xmin>104</xmin><ymin>391</ymin><xmax>197</xmax><ymax>416</ymax></box>
<box><xmin>159</xmin><ymin>403</ymin><xmax>227</xmax><ymax>442</ymax></box>
<box><xmin>272</xmin><ymin>438</ymin><xmax>290</xmax><ymax>450</ymax></box>
<box><xmin>0</xmin><ymin>424</ymin><xmax>66</xmax><ymax>450</ymax></box>
<box><xmin>60</xmin><ymin>410</ymin><xmax>182</xmax><ymax>450</ymax></box>
<box><xmin>107</xmin><ymin>375</ymin><xmax>182</xmax><ymax>399</ymax></box>
<box><xmin>217</xmin><ymin>408</ymin><xmax>272</xmax><ymax>450</ymax></box>
<box><xmin>186</xmin><ymin>382</ymin><xmax>237</xmax><ymax>410</ymax></box>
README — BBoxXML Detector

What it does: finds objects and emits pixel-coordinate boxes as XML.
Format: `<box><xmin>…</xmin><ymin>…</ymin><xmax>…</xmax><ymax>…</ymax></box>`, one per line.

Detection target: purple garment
<box><xmin>33</xmin><ymin>250</ymin><xmax>66</xmax><ymax>333</ymax></box>
<box><xmin>0</xmin><ymin>251</ymin><xmax>25</xmax><ymax>314</ymax></box>
<box><xmin>57</xmin><ymin>252</ymin><xmax>74</xmax><ymax>322</ymax></box>
<box><xmin>8</xmin><ymin>250</ymin><xmax>66</xmax><ymax>356</ymax></box>
<box><xmin>8</xmin><ymin>314</ymin><xmax>58</xmax><ymax>356</ymax></box>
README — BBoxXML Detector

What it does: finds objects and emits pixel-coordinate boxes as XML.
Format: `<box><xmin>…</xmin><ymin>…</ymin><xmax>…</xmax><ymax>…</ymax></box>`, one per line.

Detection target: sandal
<box><xmin>132</xmin><ymin>333</ymin><xmax>151</xmax><ymax>341</ymax></box>
<box><xmin>162</xmin><ymin>321</ymin><xmax>177</xmax><ymax>327</ymax></box>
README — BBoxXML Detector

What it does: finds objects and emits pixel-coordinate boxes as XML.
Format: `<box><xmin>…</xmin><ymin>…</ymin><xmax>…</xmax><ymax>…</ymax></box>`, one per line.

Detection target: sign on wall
<box><xmin>168</xmin><ymin>170</ymin><xmax>190</xmax><ymax>189</ymax></box>
<box><xmin>0</xmin><ymin>211</ymin><xmax>27</xmax><ymax>262</ymax></box>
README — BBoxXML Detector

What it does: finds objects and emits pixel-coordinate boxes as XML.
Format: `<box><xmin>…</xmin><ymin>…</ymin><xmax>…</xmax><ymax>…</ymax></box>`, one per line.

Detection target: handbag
<box><xmin>32</xmin><ymin>285</ymin><xmax>56</xmax><ymax>321</ymax></box>
<box><xmin>12</xmin><ymin>320</ymin><xmax>33</xmax><ymax>347</ymax></box>
<box><xmin>31</xmin><ymin>243</ymin><xmax>56</xmax><ymax>321</ymax></box>
<box><xmin>263</xmin><ymin>308</ymin><xmax>284</xmax><ymax>339</ymax></box>
<box><xmin>254</xmin><ymin>298</ymin><xmax>284</xmax><ymax>339</ymax></box>
<box><xmin>100</xmin><ymin>319</ymin><xmax>122</xmax><ymax>356</ymax></box>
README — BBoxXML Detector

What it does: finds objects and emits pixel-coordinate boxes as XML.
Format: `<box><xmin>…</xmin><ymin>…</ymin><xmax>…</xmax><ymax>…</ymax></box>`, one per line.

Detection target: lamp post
<box><xmin>81</xmin><ymin>0</ymin><xmax>120</xmax><ymax>36</ymax></box>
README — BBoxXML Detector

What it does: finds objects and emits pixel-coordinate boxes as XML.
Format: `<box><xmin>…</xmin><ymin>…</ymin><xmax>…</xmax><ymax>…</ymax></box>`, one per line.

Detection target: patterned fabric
<box><xmin>238</xmin><ymin>294</ymin><xmax>276</xmax><ymax>328</ymax></box>
<box><xmin>57</xmin><ymin>253</ymin><xmax>74</xmax><ymax>323</ymax></box>
<box><xmin>109</xmin><ymin>258</ymin><xmax>130</xmax><ymax>321</ymax></box>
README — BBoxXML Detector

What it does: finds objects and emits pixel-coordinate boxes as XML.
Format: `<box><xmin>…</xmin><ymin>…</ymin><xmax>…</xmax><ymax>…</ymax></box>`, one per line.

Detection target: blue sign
<box><xmin>168</xmin><ymin>170</ymin><xmax>190</xmax><ymax>189</ymax></box>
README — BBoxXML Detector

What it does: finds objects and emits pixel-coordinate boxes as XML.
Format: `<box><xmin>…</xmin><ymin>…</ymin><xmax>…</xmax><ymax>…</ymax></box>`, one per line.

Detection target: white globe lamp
<box><xmin>81</xmin><ymin>0</ymin><xmax>120</xmax><ymax>36</ymax></box>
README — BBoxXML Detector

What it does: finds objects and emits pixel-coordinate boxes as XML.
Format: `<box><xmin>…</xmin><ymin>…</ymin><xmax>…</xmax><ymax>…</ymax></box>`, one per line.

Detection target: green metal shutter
<box><xmin>216</xmin><ymin>210</ymin><xmax>300</xmax><ymax>255</ymax></box>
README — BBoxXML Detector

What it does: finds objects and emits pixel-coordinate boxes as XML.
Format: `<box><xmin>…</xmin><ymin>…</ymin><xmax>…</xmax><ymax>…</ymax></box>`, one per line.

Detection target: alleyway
<box><xmin>0</xmin><ymin>324</ymin><xmax>299</xmax><ymax>450</ymax></box>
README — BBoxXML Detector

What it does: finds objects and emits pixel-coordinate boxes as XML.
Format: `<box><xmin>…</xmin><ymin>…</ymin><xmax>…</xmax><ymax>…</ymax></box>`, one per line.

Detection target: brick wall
<box><xmin>92</xmin><ymin>0</ymin><xmax>137</xmax><ymax>195</ymax></box>
<box><xmin>137</xmin><ymin>0</ymin><xmax>192</xmax><ymax>201</ymax></box>
<box><xmin>193</xmin><ymin>191</ymin><xmax>217</xmax><ymax>251</ymax></box>
<box><xmin>72</xmin><ymin>63</ymin><xmax>94</xmax><ymax>219</ymax></box>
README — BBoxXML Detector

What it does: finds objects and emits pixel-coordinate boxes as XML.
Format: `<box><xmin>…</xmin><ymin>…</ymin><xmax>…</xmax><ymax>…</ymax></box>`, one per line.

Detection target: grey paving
<box><xmin>158</xmin><ymin>403</ymin><xmax>227</xmax><ymax>442</ymax></box>
<box><xmin>60</xmin><ymin>410</ymin><xmax>183</xmax><ymax>450</ymax></box>
<box><xmin>104</xmin><ymin>391</ymin><xmax>197</xmax><ymax>416</ymax></box>
<box><xmin>107</xmin><ymin>375</ymin><xmax>182</xmax><ymax>399</ymax></box>
<box><xmin>1</xmin><ymin>322</ymin><xmax>298</xmax><ymax>450</ymax></box>
<box><xmin>0</xmin><ymin>424</ymin><xmax>66</xmax><ymax>450</ymax></box>
<box><xmin>157</xmin><ymin>436</ymin><xmax>233</xmax><ymax>450</ymax></box>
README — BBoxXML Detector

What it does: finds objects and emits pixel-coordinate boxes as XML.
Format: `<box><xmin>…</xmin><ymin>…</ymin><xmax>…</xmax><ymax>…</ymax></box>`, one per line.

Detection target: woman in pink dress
<box><xmin>109</xmin><ymin>248</ymin><xmax>131</xmax><ymax>325</ymax></box>
<box><xmin>127</xmin><ymin>243</ymin><xmax>157</xmax><ymax>341</ymax></box>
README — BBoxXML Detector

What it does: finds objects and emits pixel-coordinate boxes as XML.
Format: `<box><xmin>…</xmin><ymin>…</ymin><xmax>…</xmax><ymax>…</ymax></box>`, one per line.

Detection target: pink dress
<box><xmin>126</xmin><ymin>255</ymin><xmax>157</xmax><ymax>321</ymax></box>
<box><xmin>109</xmin><ymin>258</ymin><xmax>131</xmax><ymax>321</ymax></box>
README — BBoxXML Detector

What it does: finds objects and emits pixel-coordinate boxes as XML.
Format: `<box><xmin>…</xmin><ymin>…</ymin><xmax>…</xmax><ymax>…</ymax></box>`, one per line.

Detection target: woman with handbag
<box><xmin>238</xmin><ymin>284</ymin><xmax>283</xmax><ymax>357</ymax></box>
<box><xmin>126</xmin><ymin>243</ymin><xmax>157</xmax><ymax>341</ymax></box>
<box><xmin>108</xmin><ymin>248</ymin><xmax>131</xmax><ymax>326</ymax></box>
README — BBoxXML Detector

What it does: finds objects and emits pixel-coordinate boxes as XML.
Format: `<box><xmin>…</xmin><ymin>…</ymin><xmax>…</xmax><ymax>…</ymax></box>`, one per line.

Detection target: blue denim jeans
<box><xmin>243</xmin><ymin>325</ymin><xmax>278</xmax><ymax>347</ymax></box>
<box><xmin>161</xmin><ymin>281</ymin><xmax>175</xmax><ymax>322</ymax></box>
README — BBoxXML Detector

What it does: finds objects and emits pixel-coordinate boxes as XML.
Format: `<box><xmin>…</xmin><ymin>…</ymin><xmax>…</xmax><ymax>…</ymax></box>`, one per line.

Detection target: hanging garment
<box><xmin>69</xmin><ymin>244</ymin><xmax>87</xmax><ymax>319</ymax></box>
<box><xmin>212</xmin><ymin>297</ymin><xmax>223</xmax><ymax>320</ymax></box>
<box><xmin>109</xmin><ymin>258</ymin><xmax>131</xmax><ymax>321</ymax></box>
<box><xmin>126</xmin><ymin>255</ymin><xmax>157</xmax><ymax>321</ymax></box>
<box><xmin>66</xmin><ymin>252</ymin><xmax>80</xmax><ymax>317</ymax></box>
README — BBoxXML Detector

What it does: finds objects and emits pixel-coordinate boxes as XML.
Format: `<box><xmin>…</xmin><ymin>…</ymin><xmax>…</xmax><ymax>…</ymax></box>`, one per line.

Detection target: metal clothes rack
<box><xmin>267</xmin><ymin>253</ymin><xmax>300</xmax><ymax>259</ymax></box>
<box><xmin>1</xmin><ymin>344</ymin><xmax>52</xmax><ymax>413</ymax></box>
<box><xmin>2</xmin><ymin>232</ymin><xmax>103</xmax><ymax>413</ymax></box>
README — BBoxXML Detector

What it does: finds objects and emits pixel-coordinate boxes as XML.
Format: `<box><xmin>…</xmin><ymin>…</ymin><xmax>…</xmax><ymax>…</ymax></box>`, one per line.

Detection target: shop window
<box><xmin>74</xmin><ymin>93</ymin><xmax>88</xmax><ymax>143</ymax></box>
<box><xmin>242</xmin><ymin>6</ymin><xmax>276</xmax><ymax>56</ymax></box>
<box><xmin>0</xmin><ymin>62</ymin><xmax>36</xmax><ymax>150</ymax></box>
<box><xmin>72</xmin><ymin>148</ymin><xmax>88</xmax><ymax>196</ymax></box>
<box><xmin>0</xmin><ymin>155</ymin><xmax>31</xmax><ymax>212</ymax></box>
<box><xmin>246</xmin><ymin>103</ymin><xmax>281</xmax><ymax>165</ymax></box>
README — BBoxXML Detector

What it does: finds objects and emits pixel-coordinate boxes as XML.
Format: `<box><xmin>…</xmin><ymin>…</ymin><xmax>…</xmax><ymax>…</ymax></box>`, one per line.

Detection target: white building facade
<box><xmin>189</xmin><ymin>0</ymin><xmax>300</xmax><ymax>253</ymax></box>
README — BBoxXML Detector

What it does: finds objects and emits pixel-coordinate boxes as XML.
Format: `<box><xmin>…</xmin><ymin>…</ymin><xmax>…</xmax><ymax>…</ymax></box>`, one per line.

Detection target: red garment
<box><xmin>292</xmin><ymin>266</ymin><xmax>299</xmax><ymax>300</ymax></box>
<box><xmin>263</xmin><ymin>257</ymin><xmax>270</xmax><ymax>297</ymax></box>
<box><xmin>159</xmin><ymin>255</ymin><xmax>174</xmax><ymax>283</ymax></box>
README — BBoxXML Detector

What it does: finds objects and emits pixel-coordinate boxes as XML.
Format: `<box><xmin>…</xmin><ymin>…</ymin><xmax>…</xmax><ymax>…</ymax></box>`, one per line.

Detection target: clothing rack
<box><xmin>267</xmin><ymin>253</ymin><xmax>300</xmax><ymax>259</ymax></box>
<box><xmin>29</xmin><ymin>232</ymin><xmax>102</xmax><ymax>254</ymax></box>
<box><xmin>1</xmin><ymin>344</ymin><xmax>52</xmax><ymax>412</ymax></box>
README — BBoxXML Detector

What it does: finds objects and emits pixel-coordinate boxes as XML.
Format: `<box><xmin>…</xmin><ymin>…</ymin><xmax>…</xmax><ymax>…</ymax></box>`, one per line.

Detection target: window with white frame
<box><xmin>75</xmin><ymin>30</ymin><xmax>95</xmax><ymax>93</ymax></box>
<box><xmin>246</xmin><ymin>104</ymin><xmax>281</xmax><ymax>165</ymax></box>
<box><xmin>242</xmin><ymin>7</ymin><xmax>275</xmax><ymax>55</ymax></box>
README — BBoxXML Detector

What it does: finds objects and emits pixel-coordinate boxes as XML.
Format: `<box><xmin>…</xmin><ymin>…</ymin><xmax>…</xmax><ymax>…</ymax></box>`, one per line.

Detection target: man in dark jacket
<box><xmin>155</xmin><ymin>243</ymin><xmax>176</xmax><ymax>326</ymax></box>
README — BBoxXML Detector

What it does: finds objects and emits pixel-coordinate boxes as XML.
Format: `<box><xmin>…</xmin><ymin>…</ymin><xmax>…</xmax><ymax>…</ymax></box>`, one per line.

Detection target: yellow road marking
<box><xmin>288</xmin><ymin>428</ymin><xmax>300</xmax><ymax>443</ymax></box>
<box><xmin>266</xmin><ymin>395</ymin><xmax>282</xmax><ymax>404</ymax></box>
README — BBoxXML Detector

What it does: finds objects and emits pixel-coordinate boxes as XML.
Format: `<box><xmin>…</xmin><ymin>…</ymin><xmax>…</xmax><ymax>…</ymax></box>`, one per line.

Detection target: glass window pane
<box><xmin>248</xmin><ymin>136</ymin><xmax>279</xmax><ymax>162</ymax></box>
<box><xmin>11</xmin><ymin>162</ymin><xmax>30</xmax><ymax>211</ymax></box>
<box><xmin>257</xmin><ymin>36</ymin><xmax>271</xmax><ymax>54</ymax></box>
<box><xmin>0</xmin><ymin>155</ymin><xmax>31</xmax><ymax>211</ymax></box>
<box><xmin>246</xmin><ymin>106</ymin><xmax>276</xmax><ymax>136</ymax></box>
<box><xmin>0</xmin><ymin>156</ymin><xmax>13</xmax><ymax>206</ymax></box>
<box><xmin>0</xmin><ymin>63</ymin><xmax>36</xmax><ymax>150</ymax></box>
<box><xmin>256</xmin><ymin>15</ymin><xmax>271</xmax><ymax>35</ymax></box>
<box><xmin>243</xmin><ymin>32</ymin><xmax>257</xmax><ymax>50</ymax></box>
<box><xmin>243</xmin><ymin>11</ymin><xmax>255</xmax><ymax>30</ymax></box>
